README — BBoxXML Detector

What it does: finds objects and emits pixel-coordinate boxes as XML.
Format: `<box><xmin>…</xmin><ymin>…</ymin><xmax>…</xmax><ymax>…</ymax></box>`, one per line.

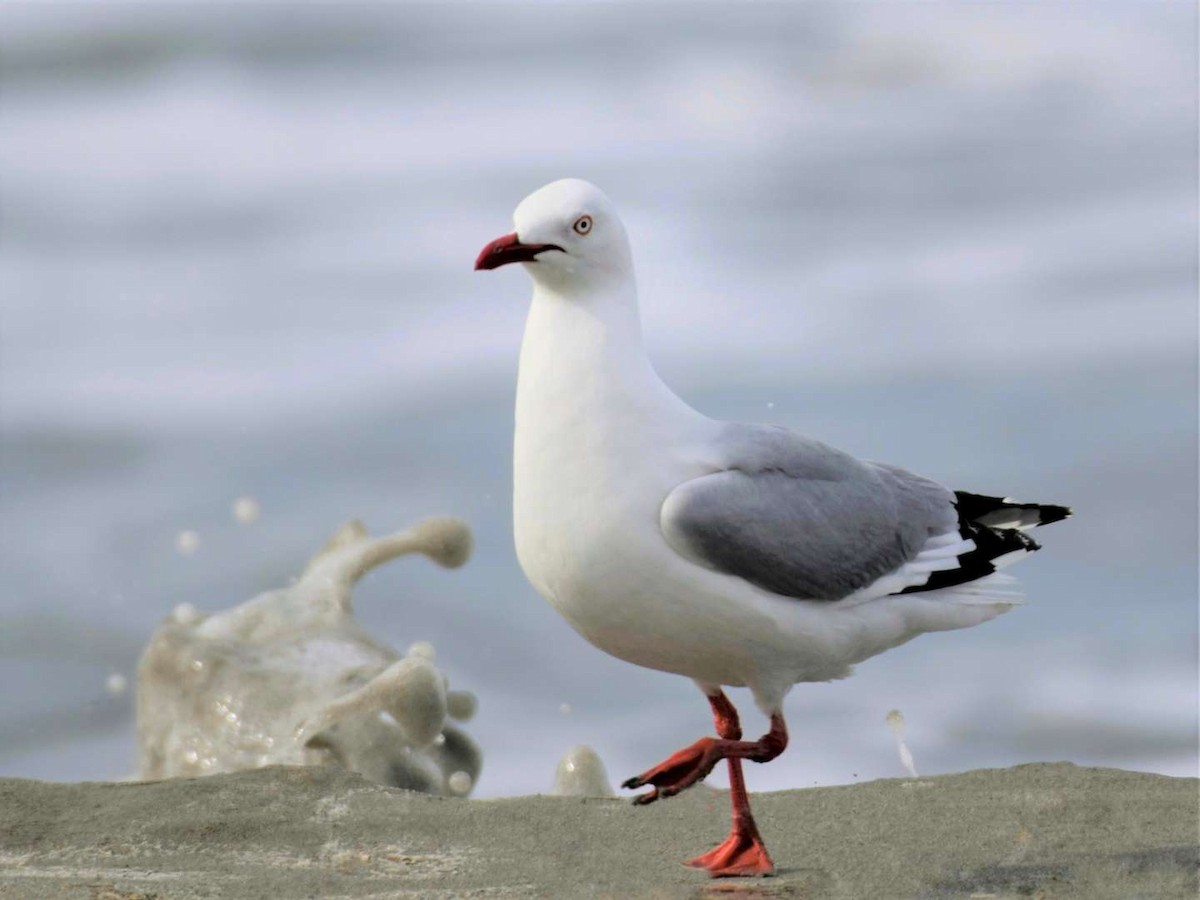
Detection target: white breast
<box><xmin>512</xmin><ymin>289</ymin><xmax>713</xmax><ymax>635</ymax></box>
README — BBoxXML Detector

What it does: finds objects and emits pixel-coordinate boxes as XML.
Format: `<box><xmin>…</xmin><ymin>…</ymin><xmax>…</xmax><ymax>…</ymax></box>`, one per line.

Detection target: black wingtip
<box><xmin>1036</xmin><ymin>504</ymin><xmax>1072</xmax><ymax>526</ymax></box>
<box><xmin>953</xmin><ymin>491</ymin><xmax>1072</xmax><ymax>529</ymax></box>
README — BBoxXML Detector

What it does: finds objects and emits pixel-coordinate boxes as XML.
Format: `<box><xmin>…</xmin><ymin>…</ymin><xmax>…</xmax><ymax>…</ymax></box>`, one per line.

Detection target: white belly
<box><xmin>515</xmin><ymin>491</ymin><xmax>765</xmax><ymax>686</ymax></box>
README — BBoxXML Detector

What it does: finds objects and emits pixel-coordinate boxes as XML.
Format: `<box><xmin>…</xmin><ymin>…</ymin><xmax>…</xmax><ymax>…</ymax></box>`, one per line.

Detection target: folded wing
<box><xmin>660</xmin><ymin>423</ymin><xmax>1067</xmax><ymax>603</ymax></box>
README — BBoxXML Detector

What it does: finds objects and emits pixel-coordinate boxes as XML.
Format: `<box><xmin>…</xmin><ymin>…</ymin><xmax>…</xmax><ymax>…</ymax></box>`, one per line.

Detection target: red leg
<box><xmin>623</xmin><ymin>691</ymin><xmax>786</xmax><ymax>877</ymax></box>
<box><xmin>622</xmin><ymin>709</ymin><xmax>787</xmax><ymax>802</ymax></box>
<box><xmin>682</xmin><ymin>692</ymin><xmax>775</xmax><ymax>877</ymax></box>
<box><xmin>706</xmin><ymin>690</ymin><xmax>743</xmax><ymax>741</ymax></box>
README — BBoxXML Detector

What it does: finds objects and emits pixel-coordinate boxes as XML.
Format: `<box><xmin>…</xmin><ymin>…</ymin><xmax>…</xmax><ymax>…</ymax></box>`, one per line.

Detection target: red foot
<box><xmin>623</xmin><ymin>713</ymin><xmax>787</xmax><ymax>805</ymax></box>
<box><xmin>621</xmin><ymin>737</ymin><xmax>721</xmax><ymax>803</ymax></box>
<box><xmin>683</xmin><ymin>825</ymin><xmax>775</xmax><ymax>877</ymax></box>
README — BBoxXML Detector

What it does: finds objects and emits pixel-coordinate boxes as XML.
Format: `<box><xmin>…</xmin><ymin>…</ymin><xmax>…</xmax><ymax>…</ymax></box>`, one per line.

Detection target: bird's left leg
<box><xmin>680</xmin><ymin>689</ymin><xmax>775</xmax><ymax>877</ymax></box>
<box><xmin>622</xmin><ymin>704</ymin><xmax>788</xmax><ymax>806</ymax></box>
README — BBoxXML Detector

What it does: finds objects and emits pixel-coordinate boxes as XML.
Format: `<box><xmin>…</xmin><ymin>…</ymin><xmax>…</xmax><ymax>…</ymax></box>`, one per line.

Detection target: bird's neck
<box><xmin>516</xmin><ymin>283</ymin><xmax>693</xmax><ymax>431</ymax></box>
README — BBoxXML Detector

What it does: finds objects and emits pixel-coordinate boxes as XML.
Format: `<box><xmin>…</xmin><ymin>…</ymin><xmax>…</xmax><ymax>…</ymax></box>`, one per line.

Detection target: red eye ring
<box><xmin>573</xmin><ymin>215</ymin><xmax>593</xmax><ymax>235</ymax></box>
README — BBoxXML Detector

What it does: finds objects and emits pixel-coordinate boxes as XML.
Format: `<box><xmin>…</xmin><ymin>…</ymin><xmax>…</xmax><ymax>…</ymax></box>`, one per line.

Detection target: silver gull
<box><xmin>475</xmin><ymin>178</ymin><xmax>1070</xmax><ymax>877</ymax></box>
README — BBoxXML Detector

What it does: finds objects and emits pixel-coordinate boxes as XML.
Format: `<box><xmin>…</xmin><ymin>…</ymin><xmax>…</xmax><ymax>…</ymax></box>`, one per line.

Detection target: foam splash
<box><xmin>137</xmin><ymin>517</ymin><xmax>482</xmax><ymax>796</ymax></box>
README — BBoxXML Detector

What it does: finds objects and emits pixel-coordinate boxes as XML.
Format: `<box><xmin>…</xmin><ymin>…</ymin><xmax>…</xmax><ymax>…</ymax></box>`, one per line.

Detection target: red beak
<box><xmin>474</xmin><ymin>232</ymin><xmax>564</xmax><ymax>271</ymax></box>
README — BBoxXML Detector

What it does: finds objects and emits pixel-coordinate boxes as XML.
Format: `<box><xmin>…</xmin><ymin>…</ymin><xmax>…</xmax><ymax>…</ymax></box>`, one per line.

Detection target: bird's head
<box><xmin>475</xmin><ymin>179</ymin><xmax>633</xmax><ymax>293</ymax></box>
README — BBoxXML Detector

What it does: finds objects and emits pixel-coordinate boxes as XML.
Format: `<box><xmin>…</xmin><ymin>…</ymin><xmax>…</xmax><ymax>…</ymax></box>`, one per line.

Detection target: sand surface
<box><xmin>1</xmin><ymin>763</ymin><xmax>1195</xmax><ymax>899</ymax></box>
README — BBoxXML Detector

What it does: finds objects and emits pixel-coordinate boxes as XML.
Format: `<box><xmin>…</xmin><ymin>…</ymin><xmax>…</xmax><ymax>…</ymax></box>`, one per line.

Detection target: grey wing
<box><xmin>660</xmin><ymin>423</ymin><xmax>959</xmax><ymax>601</ymax></box>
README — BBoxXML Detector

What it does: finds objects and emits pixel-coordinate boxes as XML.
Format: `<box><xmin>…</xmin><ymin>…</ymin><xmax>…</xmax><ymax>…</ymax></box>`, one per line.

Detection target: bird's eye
<box><xmin>573</xmin><ymin>215</ymin><xmax>593</xmax><ymax>236</ymax></box>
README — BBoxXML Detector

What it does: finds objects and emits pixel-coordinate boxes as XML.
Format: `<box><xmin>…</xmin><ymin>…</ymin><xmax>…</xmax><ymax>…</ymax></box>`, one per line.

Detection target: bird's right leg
<box><xmin>681</xmin><ymin>689</ymin><xmax>775</xmax><ymax>877</ymax></box>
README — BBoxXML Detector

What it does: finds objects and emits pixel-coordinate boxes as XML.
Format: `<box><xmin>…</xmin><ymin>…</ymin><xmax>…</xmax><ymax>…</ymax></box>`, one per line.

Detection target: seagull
<box><xmin>475</xmin><ymin>179</ymin><xmax>1070</xmax><ymax>878</ymax></box>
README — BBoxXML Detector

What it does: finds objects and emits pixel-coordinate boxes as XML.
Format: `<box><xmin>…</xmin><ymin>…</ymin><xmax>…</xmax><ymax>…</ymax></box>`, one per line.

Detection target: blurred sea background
<box><xmin>1</xmin><ymin>2</ymin><xmax>1196</xmax><ymax>796</ymax></box>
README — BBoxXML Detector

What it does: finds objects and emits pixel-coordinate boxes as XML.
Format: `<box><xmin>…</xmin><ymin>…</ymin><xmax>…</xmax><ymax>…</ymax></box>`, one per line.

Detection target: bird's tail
<box><xmin>897</xmin><ymin>491</ymin><xmax>1070</xmax><ymax>598</ymax></box>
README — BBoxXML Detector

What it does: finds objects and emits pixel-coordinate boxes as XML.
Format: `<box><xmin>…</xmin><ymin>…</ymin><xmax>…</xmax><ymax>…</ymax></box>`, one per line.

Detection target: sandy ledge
<box><xmin>0</xmin><ymin>763</ymin><xmax>1195</xmax><ymax>899</ymax></box>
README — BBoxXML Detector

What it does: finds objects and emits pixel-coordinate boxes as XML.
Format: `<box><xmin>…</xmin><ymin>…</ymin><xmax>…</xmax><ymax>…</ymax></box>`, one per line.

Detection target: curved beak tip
<box><xmin>474</xmin><ymin>233</ymin><xmax>564</xmax><ymax>271</ymax></box>
<box><xmin>474</xmin><ymin>232</ymin><xmax>520</xmax><ymax>271</ymax></box>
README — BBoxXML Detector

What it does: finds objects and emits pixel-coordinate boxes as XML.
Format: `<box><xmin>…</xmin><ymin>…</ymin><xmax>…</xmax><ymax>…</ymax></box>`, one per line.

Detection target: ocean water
<box><xmin>1</xmin><ymin>2</ymin><xmax>1196</xmax><ymax>797</ymax></box>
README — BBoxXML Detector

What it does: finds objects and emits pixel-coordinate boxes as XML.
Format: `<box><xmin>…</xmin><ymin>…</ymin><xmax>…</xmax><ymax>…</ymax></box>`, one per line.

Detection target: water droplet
<box><xmin>407</xmin><ymin>641</ymin><xmax>436</xmax><ymax>661</ymax></box>
<box><xmin>446</xmin><ymin>691</ymin><xmax>477</xmax><ymax>722</ymax></box>
<box><xmin>176</xmin><ymin>530</ymin><xmax>200</xmax><ymax>556</ymax></box>
<box><xmin>232</xmin><ymin>496</ymin><xmax>261</xmax><ymax>525</ymax></box>
<box><xmin>551</xmin><ymin>745</ymin><xmax>614</xmax><ymax>797</ymax></box>
<box><xmin>885</xmin><ymin>709</ymin><xmax>918</xmax><ymax>777</ymax></box>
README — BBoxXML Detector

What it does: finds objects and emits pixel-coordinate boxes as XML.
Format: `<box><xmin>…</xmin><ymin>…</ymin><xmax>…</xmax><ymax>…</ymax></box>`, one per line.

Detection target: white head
<box><xmin>475</xmin><ymin>179</ymin><xmax>633</xmax><ymax>294</ymax></box>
